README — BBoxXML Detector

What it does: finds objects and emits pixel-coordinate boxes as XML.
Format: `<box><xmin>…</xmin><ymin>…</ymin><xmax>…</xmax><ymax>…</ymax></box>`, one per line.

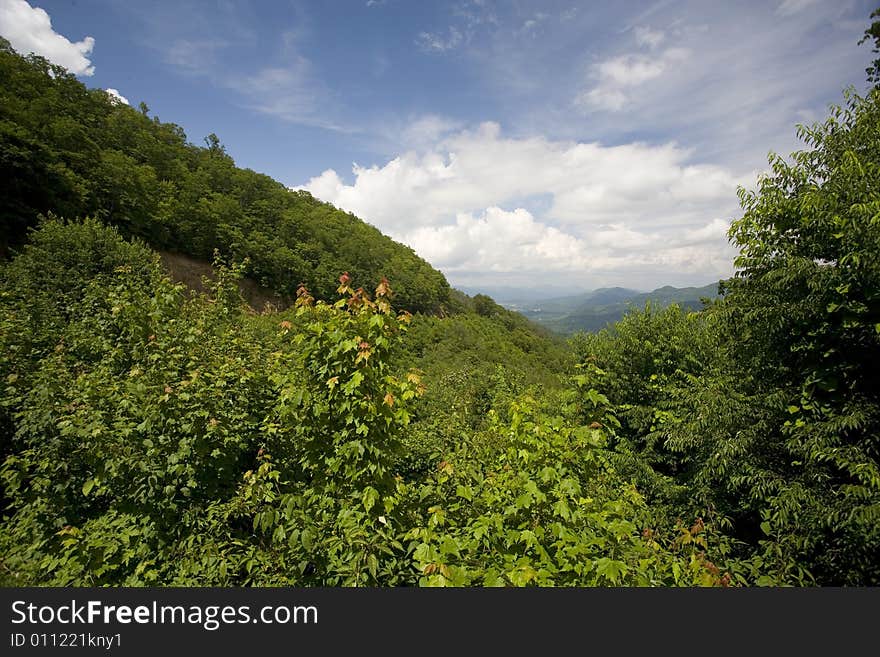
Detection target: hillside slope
<box><xmin>0</xmin><ymin>38</ymin><xmax>448</xmax><ymax>314</ymax></box>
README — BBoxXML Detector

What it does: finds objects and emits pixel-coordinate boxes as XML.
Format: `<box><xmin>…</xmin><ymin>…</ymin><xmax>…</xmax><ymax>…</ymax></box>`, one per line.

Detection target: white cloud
<box><xmin>406</xmin><ymin>207</ymin><xmax>590</xmax><ymax>275</ymax></box>
<box><xmin>416</xmin><ymin>27</ymin><xmax>463</xmax><ymax>53</ymax></box>
<box><xmin>295</xmin><ymin>121</ymin><xmax>748</xmax><ymax>288</ymax></box>
<box><xmin>163</xmin><ymin>34</ymin><xmax>345</xmax><ymax>132</ymax></box>
<box><xmin>578</xmin><ymin>47</ymin><xmax>690</xmax><ymax>112</ymax></box>
<box><xmin>105</xmin><ymin>88</ymin><xmax>129</xmax><ymax>105</ymax></box>
<box><xmin>518</xmin><ymin>12</ymin><xmax>549</xmax><ymax>36</ymax></box>
<box><xmin>0</xmin><ymin>0</ymin><xmax>95</xmax><ymax>76</ymax></box>
<box><xmin>232</xmin><ymin>62</ymin><xmax>345</xmax><ymax>130</ymax></box>
<box><xmin>397</xmin><ymin>114</ymin><xmax>463</xmax><ymax>149</ymax></box>
<box><xmin>682</xmin><ymin>218</ymin><xmax>730</xmax><ymax>245</ymax></box>
<box><xmin>634</xmin><ymin>26</ymin><xmax>665</xmax><ymax>49</ymax></box>
<box><xmin>141</xmin><ymin>5</ymin><xmax>340</xmax><ymax>132</ymax></box>
<box><xmin>590</xmin><ymin>223</ymin><xmax>659</xmax><ymax>249</ymax></box>
<box><xmin>776</xmin><ymin>0</ymin><xmax>823</xmax><ymax>17</ymax></box>
<box><xmin>581</xmin><ymin>87</ymin><xmax>628</xmax><ymax>111</ymax></box>
<box><xmin>165</xmin><ymin>38</ymin><xmax>228</xmax><ymax>72</ymax></box>
<box><xmin>550</xmin><ymin>1</ymin><xmax>866</xmax><ymax>171</ymax></box>
<box><xmin>595</xmin><ymin>54</ymin><xmax>668</xmax><ymax>86</ymax></box>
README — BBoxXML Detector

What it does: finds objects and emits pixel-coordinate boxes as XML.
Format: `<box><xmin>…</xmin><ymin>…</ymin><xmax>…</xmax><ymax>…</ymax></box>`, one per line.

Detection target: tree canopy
<box><xmin>0</xmin><ymin>37</ymin><xmax>449</xmax><ymax>314</ymax></box>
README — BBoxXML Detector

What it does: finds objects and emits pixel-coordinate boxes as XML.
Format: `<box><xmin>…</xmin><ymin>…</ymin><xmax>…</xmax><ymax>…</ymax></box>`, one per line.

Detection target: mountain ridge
<box><xmin>0</xmin><ymin>37</ymin><xmax>449</xmax><ymax>315</ymax></box>
<box><xmin>496</xmin><ymin>282</ymin><xmax>720</xmax><ymax>334</ymax></box>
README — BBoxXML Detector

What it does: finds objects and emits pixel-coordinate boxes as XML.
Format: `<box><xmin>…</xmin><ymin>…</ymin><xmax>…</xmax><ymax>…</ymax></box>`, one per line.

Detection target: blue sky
<box><xmin>1</xmin><ymin>0</ymin><xmax>876</xmax><ymax>293</ymax></box>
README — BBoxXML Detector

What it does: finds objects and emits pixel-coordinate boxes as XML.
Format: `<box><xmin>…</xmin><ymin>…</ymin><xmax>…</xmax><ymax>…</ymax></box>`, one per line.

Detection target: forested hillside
<box><xmin>0</xmin><ymin>37</ymin><xmax>448</xmax><ymax>314</ymax></box>
<box><xmin>1</xmin><ymin>20</ymin><xmax>879</xmax><ymax>587</ymax></box>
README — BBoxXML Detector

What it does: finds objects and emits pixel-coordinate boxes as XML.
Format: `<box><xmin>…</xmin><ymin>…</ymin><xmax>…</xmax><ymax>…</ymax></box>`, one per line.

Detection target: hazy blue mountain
<box><xmin>501</xmin><ymin>283</ymin><xmax>720</xmax><ymax>334</ymax></box>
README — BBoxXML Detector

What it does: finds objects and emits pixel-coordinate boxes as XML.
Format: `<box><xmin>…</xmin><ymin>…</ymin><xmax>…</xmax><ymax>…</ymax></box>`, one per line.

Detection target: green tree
<box><xmin>860</xmin><ymin>7</ymin><xmax>880</xmax><ymax>87</ymax></box>
<box><xmin>680</xmin><ymin>87</ymin><xmax>880</xmax><ymax>584</ymax></box>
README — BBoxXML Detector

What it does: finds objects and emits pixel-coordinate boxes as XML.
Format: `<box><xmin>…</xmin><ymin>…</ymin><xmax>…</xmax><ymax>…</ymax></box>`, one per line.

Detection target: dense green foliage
<box><xmin>574</xmin><ymin>86</ymin><xmax>880</xmax><ymax>585</ymax></box>
<box><xmin>718</xmin><ymin>88</ymin><xmax>880</xmax><ymax>583</ymax></box>
<box><xmin>0</xmin><ymin>37</ymin><xmax>448</xmax><ymax>314</ymax></box>
<box><xmin>0</xmin><ymin>220</ymin><xmax>730</xmax><ymax>586</ymax></box>
<box><xmin>1</xmin><ymin>24</ymin><xmax>879</xmax><ymax>586</ymax></box>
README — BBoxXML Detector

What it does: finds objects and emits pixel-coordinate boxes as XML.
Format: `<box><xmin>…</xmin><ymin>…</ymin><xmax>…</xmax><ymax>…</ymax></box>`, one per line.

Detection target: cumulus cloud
<box><xmin>0</xmin><ymin>0</ymin><xmax>95</xmax><ymax>75</ymax></box>
<box><xmin>682</xmin><ymin>218</ymin><xmax>730</xmax><ymax>245</ymax></box>
<box><xmin>580</xmin><ymin>88</ymin><xmax>627</xmax><ymax>112</ymax></box>
<box><xmin>296</xmin><ymin>121</ymin><xmax>748</xmax><ymax>288</ymax></box>
<box><xmin>105</xmin><ymin>88</ymin><xmax>129</xmax><ymax>105</ymax></box>
<box><xmin>398</xmin><ymin>114</ymin><xmax>463</xmax><ymax>149</ymax></box>
<box><xmin>406</xmin><ymin>207</ymin><xmax>591</xmax><ymax>275</ymax></box>
<box><xmin>579</xmin><ymin>47</ymin><xmax>690</xmax><ymax>111</ymax></box>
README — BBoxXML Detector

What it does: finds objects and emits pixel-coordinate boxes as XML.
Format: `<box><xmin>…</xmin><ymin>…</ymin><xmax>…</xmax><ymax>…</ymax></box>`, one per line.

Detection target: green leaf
<box><xmin>362</xmin><ymin>486</ymin><xmax>379</xmax><ymax>512</ymax></box>
<box><xmin>301</xmin><ymin>529</ymin><xmax>314</xmax><ymax>552</ymax></box>
<box><xmin>82</xmin><ymin>479</ymin><xmax>96</xmax><ymax>496</ymax></box>
<box><xmin>507</xmin><ymin>565</ymin><xmax>537</xmax><ymax>587</ymax></box>
<box><xmin>594</xmin><ymin>558</ymin><xmax>628</xmax><ymax>585</ymax></box>
<box><xmin>439</xmin><ymin>536</ymin><xmax>460</xmax><ymax>557</ymax></box>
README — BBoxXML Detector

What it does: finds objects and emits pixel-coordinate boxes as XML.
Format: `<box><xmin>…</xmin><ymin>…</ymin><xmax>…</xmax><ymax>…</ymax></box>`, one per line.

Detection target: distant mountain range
<box><xmin>491</xmin><ymin>283</ymin><xmax>720</xmax><ymax>334</ymax></box>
